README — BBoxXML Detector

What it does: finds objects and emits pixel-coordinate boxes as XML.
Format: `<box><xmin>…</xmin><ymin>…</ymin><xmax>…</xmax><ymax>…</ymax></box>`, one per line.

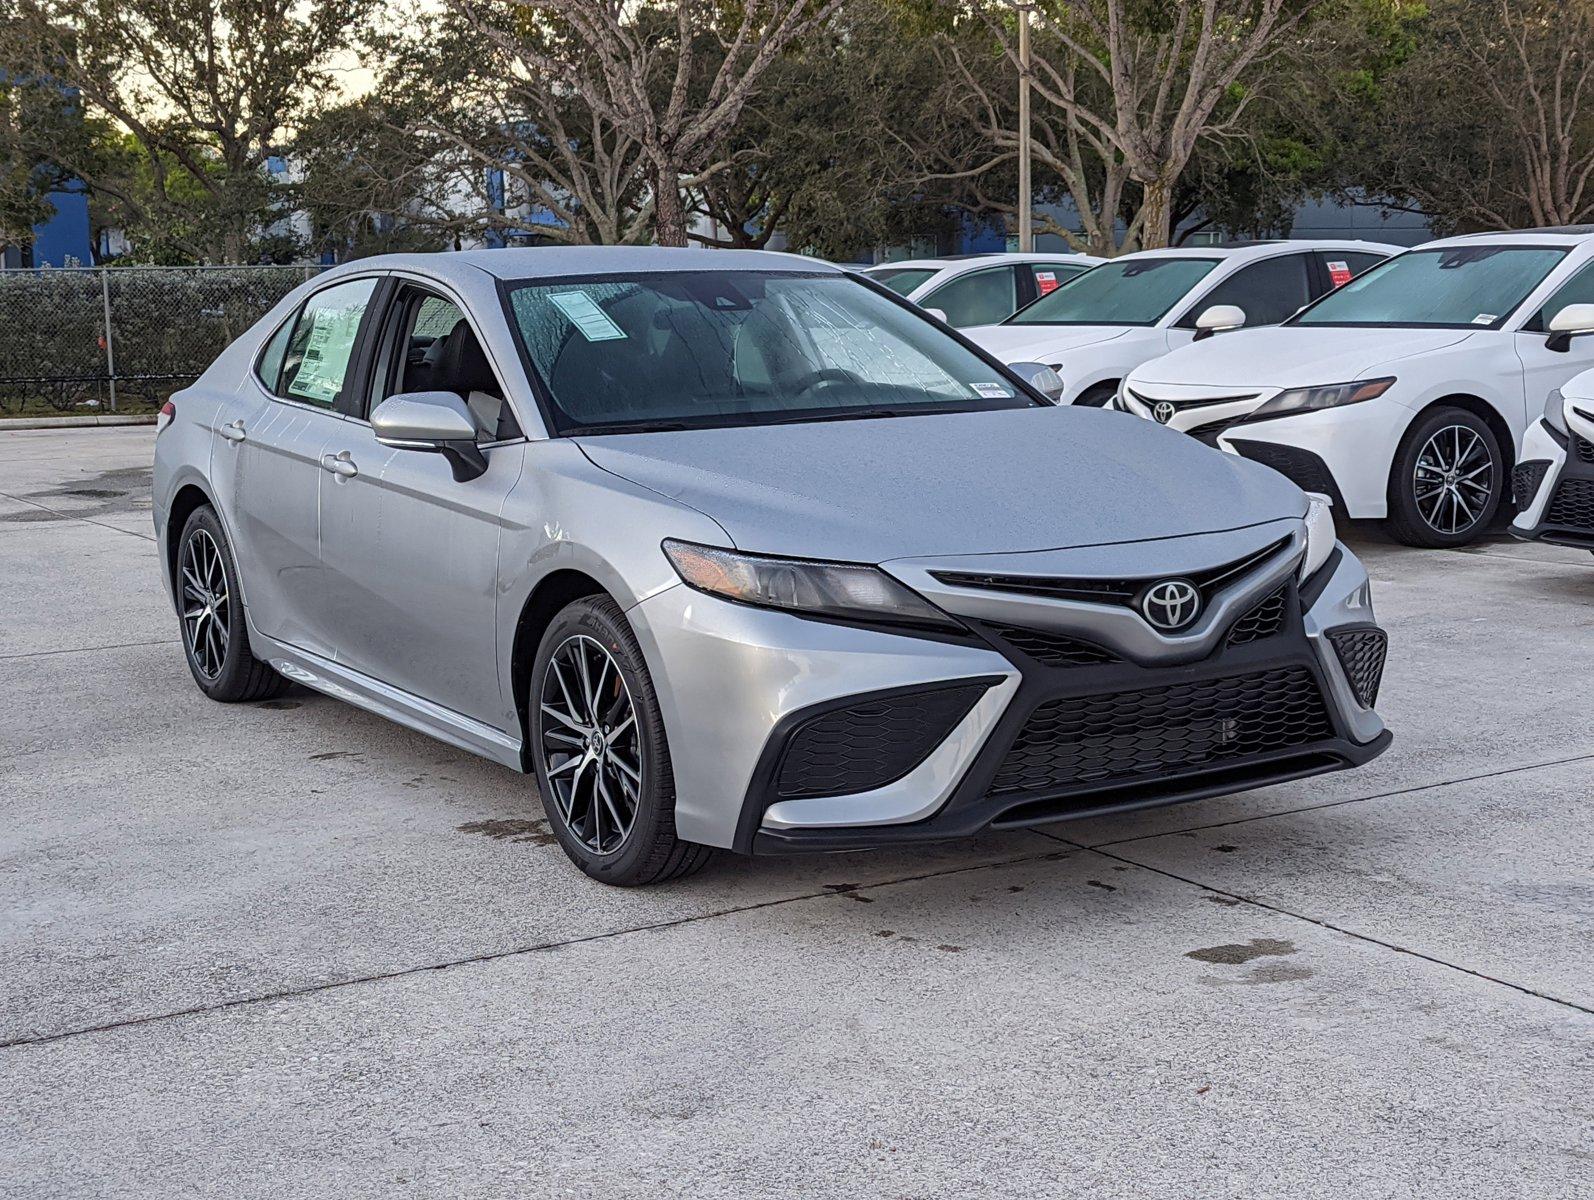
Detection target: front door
<box><xmin>316</xmin><ymin>284</ymin><xmax>525</xmax><ymax>727</ymax></box>
<box><xmin>1516</xmin><ymin>260</ymin><xmax>1594</xmax><ymax>437</ymax></box>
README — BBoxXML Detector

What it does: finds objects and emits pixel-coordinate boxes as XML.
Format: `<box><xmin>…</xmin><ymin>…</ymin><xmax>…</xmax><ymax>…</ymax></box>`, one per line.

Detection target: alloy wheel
<box><xmin>1413</xmin><ymin>424</ymin><xmax>1493</xmax><ymax>536</ymax></box>
<box><xmin>180</xmin><ymin>528</ymin><xmax>230</xmax><ymax>680</ymax></box>
<box><xmin>538</xmin><ymin>634</ymin><xmax>642</xmax><ymax>856</ymax></box>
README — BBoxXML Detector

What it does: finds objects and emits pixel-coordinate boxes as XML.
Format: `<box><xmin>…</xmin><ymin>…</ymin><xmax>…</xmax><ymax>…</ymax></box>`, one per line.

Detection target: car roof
<box><xmin>1116</xmin><ymin>239</ymin><xmax>1404</xmax><ymax>264</ymax></box>
<box><xmin>318</xmin><ymin>246</ymin><xmax>843</xmax><ymax>285</ymax></box>
<box><xmin>865</xmin><ymin>252</ymin><xmax>1104</xmax><ymax>271</ymax></box>
<box><xmin>1417</xmin><ymin>227</ymin><xmax>1594</xmax><ymax>249</ymax></box>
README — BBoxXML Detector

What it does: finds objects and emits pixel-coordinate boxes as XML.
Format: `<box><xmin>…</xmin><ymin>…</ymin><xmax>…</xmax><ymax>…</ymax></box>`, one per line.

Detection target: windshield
<box><xmin>1294</xmin><ymin>245</ymin><xmax>1568</xmax><ymax>328</ymax></box>
<box><xmin>863</xmin><ymin>266</ymin><xmax>938</xmax><ymax>296</ymax></box>
<box><xmin>504</xmin><ymin>271</ymin><xmax>1038</xmax><ymax>434</ymax></box>
<box><xmin>1006</xmin><ymin>257</ymin><xmax>1221</xmax><ymax>326</ymax></box>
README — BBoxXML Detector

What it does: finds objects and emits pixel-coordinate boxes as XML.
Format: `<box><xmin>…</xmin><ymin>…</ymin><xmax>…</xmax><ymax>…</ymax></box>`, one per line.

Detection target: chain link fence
<box><xmin>0</xmin><ymin>265</ymin><xmax>324</xmax><ymax>416</ymax></box>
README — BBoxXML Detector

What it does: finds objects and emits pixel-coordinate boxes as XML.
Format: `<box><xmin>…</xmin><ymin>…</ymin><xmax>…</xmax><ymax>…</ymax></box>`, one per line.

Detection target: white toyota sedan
<box><xmin>962</xmin><ymin>240</ymin><xmax>1399</xmax><ymax>407</ymax></box>
<box><xmin>861</xmin><ymin>252</ymin><xmax>1102</xmax><ymax>328</ymax></box>
<box><xmin>1118</xmin><ymin>228</ymin><xmax>1594</xmax><ymax>547</ymax></box>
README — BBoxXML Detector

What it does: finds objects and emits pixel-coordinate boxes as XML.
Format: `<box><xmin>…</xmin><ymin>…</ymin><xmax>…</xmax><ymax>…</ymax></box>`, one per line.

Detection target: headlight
<box><xmin>1544</xmin><ymin>388</ymin><xmax>1568</xmax><ymax>435</ymax></box>
<box><xmin>1252</xmin><ymin>377</ymin><xmax>1396</xmax><ymax>420</ymax></box>
<box><xmin>662</xmin><ymin>540</ymin><xmax>960</xmax><ymax>631</ymax></box>
<box><xmin>1300</xmin><ymin>492</ymin><xmax>1336</xmax><ymax>580</ymax></box>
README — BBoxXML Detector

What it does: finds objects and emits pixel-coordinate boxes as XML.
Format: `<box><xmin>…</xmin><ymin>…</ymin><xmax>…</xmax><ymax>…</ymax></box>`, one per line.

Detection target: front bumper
<box><xmin>629</xmin><ymin>539</ymin><xmax>1390</xmax><ymax>854</ymax></box>
<box><xmin>1510</xmin><ymin>413</ymin><xmax>1594</xmax><ymax>550</ymax></box>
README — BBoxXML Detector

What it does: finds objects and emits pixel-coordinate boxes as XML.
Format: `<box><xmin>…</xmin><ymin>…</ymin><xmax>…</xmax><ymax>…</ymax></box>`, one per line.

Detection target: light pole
<box><xmin>1016</xmin><ymin>2</ymin><xmax>1033</xmax><ymax>252</ymax></box>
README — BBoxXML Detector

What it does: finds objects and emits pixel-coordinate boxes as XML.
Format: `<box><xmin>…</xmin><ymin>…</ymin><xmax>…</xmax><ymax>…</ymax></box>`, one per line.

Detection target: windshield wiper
<box><xmin>757</xmin><ymin>408</ymin><xmax>911</xmax><ymax>426</ymax></box>
<box><xmin>562</xmin><ymin>420</ymin><xmax>696</xmax><ymax>436</ymax></box>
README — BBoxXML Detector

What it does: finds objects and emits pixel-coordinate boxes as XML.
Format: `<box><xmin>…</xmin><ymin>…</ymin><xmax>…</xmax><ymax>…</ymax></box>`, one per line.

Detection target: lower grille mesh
<box><xmin>988</xmin><ymin>667</ymin><xmax>1333</xmax><ymax>797</ymax></box>
<box><xmin>991</xmin><ymin>626</ymin><xmax>1120</xmax><ymax>667</ymax></box>
<box><xmin>1513</xmin><ymin>461</ymin><xmax>1551</xmax><ymax>511</ymax></box>
<box><xmin>1546</xmin><ymin>478</ymin><xmax>1594</xmax><ymax>530</ymax></box>
<box><xmin>776</xmin><ymin>683</ymin><xmax>988</xmax><ymax>799</ymax></box>
<box><xmin>1227</xmin><ymin>585</ymin><xmax>1289</xmax><ymax>644</ymax></box>
<box><xmin>1328</xmin><ymin>629</ymin><xmax>1388</xmax><ymax>708</ymax></box>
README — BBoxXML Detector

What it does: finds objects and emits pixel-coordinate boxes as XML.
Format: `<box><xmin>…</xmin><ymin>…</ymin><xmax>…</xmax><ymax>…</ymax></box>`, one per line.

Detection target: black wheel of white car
<box><xmin>530</xmin><ymin>595</ymin><xmax>713</xmax><ymax>886</ymax></box>
<box><xmin>175</xmin><ymin>506</ymin><xmax>289</xmax><ymax>702</ymax></box>
<box><xmin>1386</xmin><ymin>406</ymin><xmax>1504</xmax><ymax>548</ymax></box>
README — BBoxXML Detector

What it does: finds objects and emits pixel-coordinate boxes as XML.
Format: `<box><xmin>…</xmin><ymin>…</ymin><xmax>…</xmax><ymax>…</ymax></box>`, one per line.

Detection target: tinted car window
<box><xmin>1176</xmin><ymin>254</ymin><xmax>1311</xmax><ymax>328</ymax></box>
<box><xmin>864</xmin><ymin>267</ymin><xmax>937</xmax><ymax>296</ymax></box>
<box><xmin>1295</xmin><ymin>246</ymin><xmax>1568</xmax><ymax>329</ymax></box>
<box><xmin>1319</xmin><ymin>251</ymin><xmax>1386</xmax><ymax>291</ymax></box>
<box><xmin>1525</xmin><ymin>259</ymin><xmax>1594</xmax><ymax>332</ymax></box>
<box><xmin>1031</xmin><ymin>263</ymin><xmax>1087</xmax><ymax>296</ymax></box>
<box><xmin>278</xmin><ymin>278</ymin><xmax>378</xmax><ymax>408</ymax></box>
<box><xmin>1008</xmin><ymin>257</ymin><xmax>1221</xmax><ymax>326</ymax></box>
<box><xmin>505</xmin><ymin>271</ymin><xmax>1037</xmax><ymax>433</ymax></box>
<box><xmin>922</xmin><ymin>266</ymin><xmax>1018</xmax><ymax>327</ymax></box>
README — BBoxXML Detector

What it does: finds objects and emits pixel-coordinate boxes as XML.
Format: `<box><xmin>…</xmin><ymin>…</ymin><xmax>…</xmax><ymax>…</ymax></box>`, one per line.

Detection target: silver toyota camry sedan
<box><xmin>153</xmin><ymin>247</ymin><xmax>1391</xmax><ymax>885</ymax></box>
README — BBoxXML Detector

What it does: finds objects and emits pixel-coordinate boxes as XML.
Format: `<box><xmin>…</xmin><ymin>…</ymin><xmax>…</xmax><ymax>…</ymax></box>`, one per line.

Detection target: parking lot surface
<box><xmin>2</xmin><ymin>425</ymin><xmax>1591</xmax><ymax>1198</ymax></box>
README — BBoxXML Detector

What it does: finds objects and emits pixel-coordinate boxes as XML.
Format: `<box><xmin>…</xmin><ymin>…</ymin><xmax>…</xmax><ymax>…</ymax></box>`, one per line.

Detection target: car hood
<box><xmin>962</xmin><ymin>324</ymin><xmax>1132</xmax><ymax>363</ymax></box>
<box><xmin>575</xmin><ymin>407</ymin><xmax>1306</xmax><ymax>563</ymax></box>
<box><xmin>1133</xmin><ymin>326</ymin><xmax>1476</xmax><ymax>388</ymax></box>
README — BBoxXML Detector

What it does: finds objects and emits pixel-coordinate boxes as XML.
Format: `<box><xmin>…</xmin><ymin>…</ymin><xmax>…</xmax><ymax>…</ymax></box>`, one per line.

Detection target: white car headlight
<box><xmin>1300</xmin><ymin>492</ymin><xmax>1336</xmax><ymax>580</ymax></box>
<box><xmin>1252</xmin><ymin>377</ymin><xmax>1396</xmax><ymax>420</ymax></box>
<box><xmin>662</xmin><ymin>540</ymin><xmax>960</xmax><ymax>631</ymax></box>
<box><xmin>1544</xmin><ymin>388</ymin><xmax>1568</xmax><ymax>435</ymax></box>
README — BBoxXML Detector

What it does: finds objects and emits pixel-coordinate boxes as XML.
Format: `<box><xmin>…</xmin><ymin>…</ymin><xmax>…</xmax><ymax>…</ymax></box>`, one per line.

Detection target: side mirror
<box><xmin>923</xmin><ymin>307</ymin><xmax>949</xmax><ymax>324</ymax></box>
<box><xmin>371</xmin><ymin>391</ymin><xmax>487</xmax><ymax>482</ymax></box>
<box><xmin>1010</xmin><ymin>361</ymin><xmax>1066</xmax><ymax>403</ymax></box>
<box><xmin>1192</xmin><ymin>304</ymin><xmax>1247</xmax><ymax>341</ymax></box>
<box><xmin>1546</xmin><ymin>303</ymin><xmax>1594</xmax><ymax>352</ymax></box>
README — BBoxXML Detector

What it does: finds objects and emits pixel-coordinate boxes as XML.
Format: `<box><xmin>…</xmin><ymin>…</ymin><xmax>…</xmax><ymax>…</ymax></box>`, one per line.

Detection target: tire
<box><xmin>1384</xmin><ymin>406</ymin><xmax>1505</xmax><ymax>548</ymax></box>
<box><xmin>529</xmin><ymin>595</ymin><xmax>714</xmax><ymax>886</ymax></box>
<box><xmin>175</xmin><ymin>505</ymin><xmax>290</xmax><ymax>702</ymax></box>
<box><xmin>1075</xmin><ymin>382</ymin><xmax>1118</xmax><ymax>408</ymax></box>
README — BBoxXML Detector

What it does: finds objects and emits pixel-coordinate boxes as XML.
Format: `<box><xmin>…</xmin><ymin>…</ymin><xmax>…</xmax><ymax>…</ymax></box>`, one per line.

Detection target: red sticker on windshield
<box><xmin>1035</xmin><ymin>271</ymin><xmax>1059</xmax><ymax>295</ymax></box>
<box><xmin>1327</xmin><ymin>261</ymin><xmax>1353</xmax><ymax>287</ymax></box>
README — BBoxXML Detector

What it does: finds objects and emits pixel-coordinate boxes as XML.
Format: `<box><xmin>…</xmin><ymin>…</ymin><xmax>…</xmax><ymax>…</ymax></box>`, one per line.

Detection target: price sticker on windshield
<box><xmin>1327</xmin><ymin>260</ymin><xmax>1353</xmax><ymax>288</ymax></box>
<box><xmin>548</xmin><ymin>290</ymin><xmax>627</xmax><ymax>341</ymax></box>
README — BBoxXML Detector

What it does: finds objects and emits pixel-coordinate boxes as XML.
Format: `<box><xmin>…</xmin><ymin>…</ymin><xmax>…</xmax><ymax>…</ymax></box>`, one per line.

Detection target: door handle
<box><xmin>321</xmin><ymin>451</ymin><xmax>358</xmax><ymax>478</ymax></box>
<box><xmin>219</xmin><ymin>420</ymin><xmax>246</xmax><ymax>443</ymax></box>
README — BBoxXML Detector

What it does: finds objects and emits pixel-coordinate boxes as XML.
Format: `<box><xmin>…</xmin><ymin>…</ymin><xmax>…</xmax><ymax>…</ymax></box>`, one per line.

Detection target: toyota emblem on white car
<box><xmin>1153</xmin><ymin>401</ymin><xmax>1177</xmax><ymax>425</ymax></box>
<box><xmin>1139</xmin><ymin>579</ymin><xmax>1201</xmax><ymax>630</ymax></box>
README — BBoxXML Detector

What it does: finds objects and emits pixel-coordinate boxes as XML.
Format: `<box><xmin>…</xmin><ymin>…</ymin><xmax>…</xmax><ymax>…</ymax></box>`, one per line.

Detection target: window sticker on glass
<box><xmin>1035</xmin><ymin>271</ymin><xmax>1059</xmax><ymax>295</ymax></box>
<box><xmin>1327</xmin><ymin>260</ymin><xmax>1353</xmax><ymax>288</ymax></box>
<box><xmin>287</xmin><ymin>306</ymin><xmax>363</xmax><ymax>405</ymax></box>
<box><xmin>548</xmin><ymin>290</ymin><xmax>627</xmax><ymax>342</ymax></box>
<box><xmin>1473</xmin><ymin>313</ymin><xmax>1498</xmax><ymax>325</ymax></box>
<box><xmin>971</xmin><ymin>381</ymin><xmax>1012</xmax><ymax>398</ymax></box>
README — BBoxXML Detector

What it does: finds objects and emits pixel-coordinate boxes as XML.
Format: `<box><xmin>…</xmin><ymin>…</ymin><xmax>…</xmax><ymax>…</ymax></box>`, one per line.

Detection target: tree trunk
<box><xmin>652</xmin><ymin>162</ymin><xmax>689</xmax><ymax>247</ymax></box>
<box><xmin>1137</xmin><ymin>176</ymin><xmax>1176</xmax><ymax>250</ymax></box>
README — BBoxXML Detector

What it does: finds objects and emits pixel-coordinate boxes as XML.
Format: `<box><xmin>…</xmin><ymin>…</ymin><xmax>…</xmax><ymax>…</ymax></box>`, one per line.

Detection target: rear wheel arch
<box><xmin>165</xmin><ymin>483</ymin><xmax>217</xmax><ymax>604</ymax></box>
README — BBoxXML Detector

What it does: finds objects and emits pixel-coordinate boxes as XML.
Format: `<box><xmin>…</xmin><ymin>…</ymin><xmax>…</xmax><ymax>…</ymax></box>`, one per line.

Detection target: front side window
<box><xmin>1524</xmin><ymin>259</ymin><xmax>1594</xmax><ymax>332</ymax></box>
<box><xmin>1294</xmin><ymin>246</ymin><xmax>1568</xmax><ymax>329</ymax></box>
<box><xmin>1176</xmin><ymin>254</ymin><xmax>1312</xmax><ymax>329</ymax></box>
<box><xmin>863</xmin><ymin>266</ymin><xmax>938</xmax><ymax>296</ymax></box>
<box><xmin>278</xmin><ymin>277</ymin><xmax>378</xmax><ymax>408</ymax></box>
<box><xmin>1006</xmin><ymin>257</ymin><xmax>1221</xmax><ymax>326</ymax></box>
<box><xmin>504</xmin><ymin>271</ymin><xmax>1037</xmax><ymax>434</ymax></box>
<box><xmin>922</xmin><ymin>266</ymin><xmax>1017</xmax><ymax>327</ymax></box>
<box><xmin>255</xmin><ymin>314</ymin><xmax>294</xmax><ymax>392</ymax></box>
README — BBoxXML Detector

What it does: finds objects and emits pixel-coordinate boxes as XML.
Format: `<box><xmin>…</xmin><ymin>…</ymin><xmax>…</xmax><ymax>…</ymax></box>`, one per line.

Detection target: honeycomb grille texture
<box><xmin>1227</xmin><ymin>585</ymin><xmax>1289</xmax><ymax>645</ymax></box>
<box><xmin>1575</xmin><ymin>433</ymin><xmax>1594</xmax><ymax>465</ymax></box>
<box><xmin>1513</xmin><ymin>461</ymin><xmax>1551</xmax><ymax>511</ymax></box>
<box><xmin>988</xmin><ymin>667</ymin><xmax>1333</xmax><ymax>797</ymax></box>
<box><xmin>1328</xmin><ymin>629</ymin><xmax>1388</xmax><ymax>709</ymax></box>
<box><xmin>1546</xmin><ymin>478</ymin><xmax>1594</xmax><ymax>530</ymax></box>
<box><xmin>992</xmin><ymin>626</ymin><xmax>1120</xmax><ymax>667</ymax></box>
<box><xmin>776</xmin><ymin>683</ymin><xmax>988</xmax><ymax>799</ymax></box>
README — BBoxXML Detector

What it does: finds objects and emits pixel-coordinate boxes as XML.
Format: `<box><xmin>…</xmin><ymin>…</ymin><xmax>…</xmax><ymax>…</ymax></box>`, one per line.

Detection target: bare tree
<box><xmin>937</xmin><ymin>0</ymin><xmax>1326</xmax><ymax>254</ymax></box>
<box><xmin>3</xmin><ymin>0</ymin><xmax>369</xmax><ymax>262</ymax></box>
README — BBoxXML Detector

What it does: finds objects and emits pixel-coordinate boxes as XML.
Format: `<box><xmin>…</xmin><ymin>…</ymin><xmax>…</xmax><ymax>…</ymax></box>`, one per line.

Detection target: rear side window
<box><xmin>922</xmin><ymin>266</ymin><xmax>1018</xmax><ymax>327</ymax></box>
<box><xmin>1031</xmin><ymin>263</ymin><xmax>1088</xmax><ymax>296</ymax></box>
<box><xmin>1319</xmin><ymin>252</ymin><xmax>1386</xmax><ymax>292</ymax></box>
<box><xmin>277</xmin><ymin>278</ymin><xmax>378</xmax><ymax>409</ymax></box>
<box><xmin>1178</xmin><ymin>254</ymin><xmax>1312</xmax><ymax>328</ymax></box>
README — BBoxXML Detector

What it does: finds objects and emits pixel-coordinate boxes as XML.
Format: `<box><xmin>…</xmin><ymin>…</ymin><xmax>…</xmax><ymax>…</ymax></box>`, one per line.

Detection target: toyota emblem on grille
<box><xmin>1138</xmin><ymin>579</ymin><xmax>1201</xmax><ymax>631</ymax></box>
<box><xmin>1153</xmin><ymin>401</ymin><xmax>1177</xmax><ymax>425</ymax></box>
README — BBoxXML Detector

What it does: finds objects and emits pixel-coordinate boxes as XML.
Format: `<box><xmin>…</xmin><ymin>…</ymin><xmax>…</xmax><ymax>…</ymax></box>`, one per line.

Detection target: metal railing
<box><xmin>0</xmin><ymin>264</ymin><xmax>323</xmax><ymax>415</ymax></box>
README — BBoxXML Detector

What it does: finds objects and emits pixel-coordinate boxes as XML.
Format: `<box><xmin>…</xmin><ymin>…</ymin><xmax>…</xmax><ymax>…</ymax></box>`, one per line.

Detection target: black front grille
<box><xmin>1188</xmin><ymin>413</ymin><xmax>1251</xmax><ymax>446</ymax></box>
<box><xmin>1546</xmin><ymin>478</ymin><xmax>1594</xmax><ymax>530</ymax></box>
<box><xmin>1228</xmin><ymin>440</ymin><xmax>1343</xmax><ymax>505</ymax></box>
<box><xmin>1513</xmin><ymin>460</ymin><xmax>1551</xmax><ymax>511</ymax></box>
<box><xmin>1227</xmin><ymin>585</ymin><xmax>1289</xmax><ymax>644</ymax></box>
<box><xmin>987</xmin><ymin>667</ymin><xmax>1334</xmax><ymax>797</ymax></box>
<box><xmin>776</xmin><ymin>683</ymin><xmax>989</xmax><ymax>799</ymax></box>
<box><xmin>932</xmin><ymin>538</ymin><xmax>1290</xmax><ymax>609</ymax></box>
<box><xmin>991</xmin><ymin>625</ymin><xmax>1120</xmax><ymax>667</ymax></box>
<box><xmin>1328</xmin><ymin>628</ymin><xmax>1388</xmax><ymax>708</ymax></box>
<box><xmin>1574</xmin><ymin>415</ymin><xmax>1594</xmax><ymax>463</ymax></box>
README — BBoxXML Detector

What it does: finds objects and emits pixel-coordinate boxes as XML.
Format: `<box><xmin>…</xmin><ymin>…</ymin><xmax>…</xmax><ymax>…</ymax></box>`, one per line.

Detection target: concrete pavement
<box><xmin>1</xmin><ymin>426</ymin><xmax>1590</xmax><ymax>1197</ymax></box>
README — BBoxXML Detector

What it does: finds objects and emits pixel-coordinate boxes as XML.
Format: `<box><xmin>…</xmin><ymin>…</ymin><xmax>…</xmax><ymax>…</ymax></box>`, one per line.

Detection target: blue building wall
<box><xmin>31</xmin><ymin>183</ymin><xmax>94</xmax><ymax>266</ymax></box>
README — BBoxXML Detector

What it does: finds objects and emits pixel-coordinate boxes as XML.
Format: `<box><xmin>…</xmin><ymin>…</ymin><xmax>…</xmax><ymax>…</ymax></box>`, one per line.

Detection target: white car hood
<box><xmin>962</xmin><ymin>324</ymin><xmax>1131</xmax><ymax>364</ymax></box>
<box><xmin>1133</xmin><ymin>326</ymin><xmax>1477</xmax><ymax>389</ymax></box>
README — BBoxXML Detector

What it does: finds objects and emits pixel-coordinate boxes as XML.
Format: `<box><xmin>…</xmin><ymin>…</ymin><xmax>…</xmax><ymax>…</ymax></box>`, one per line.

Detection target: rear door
<box><xmin>1515</xmin><ymin>257</ymin><xmax>1594</xmax><ymax>437</ymax></box>
<box><xmin>224</xmin><ymin>276</ymin><xmax>379</xmax><ymax>656</ymax></box>
<box><xmin>315</xmin><ymin>280</ymin><xmax>524</xmax><ymax>726</ymax></box>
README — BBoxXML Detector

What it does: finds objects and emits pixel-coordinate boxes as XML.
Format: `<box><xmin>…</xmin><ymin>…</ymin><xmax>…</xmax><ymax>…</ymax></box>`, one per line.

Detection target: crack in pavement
<box><xmin>0</xmin><ymin>638</ymin><xmax>178</xmax><ymax>662</ymax></box>
<box><xmin>0</xmin><ymin>489</ymin><xmax>156</xmax><ymax>542</ymax></box>
<box><xmin>1071</xmin><ymin>749</ymin><xmax>1594</xmax><ymax>850</ymax></box>
<box><xmin>0</xmin><ymin>843</ymin><xmax>1076</xmax><ymax>1053</ymax></box>
<box><xmin>1035</xmin><ymin>832</ymin><xmax>1594</xmax><ymax>1018</ymax></box>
